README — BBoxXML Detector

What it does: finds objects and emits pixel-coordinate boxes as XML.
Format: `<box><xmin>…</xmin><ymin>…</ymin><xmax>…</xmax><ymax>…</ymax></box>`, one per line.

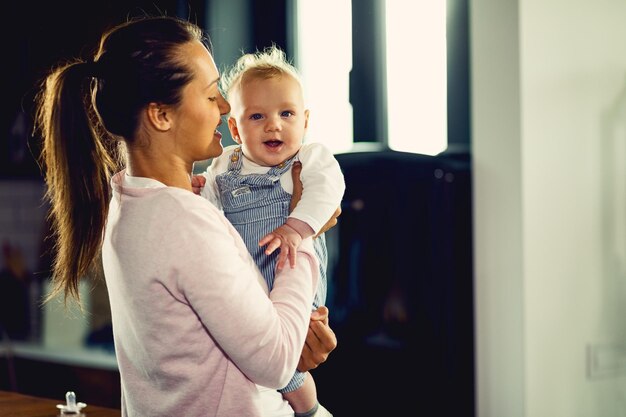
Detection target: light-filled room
<box><xmin>1</xmin><ymin>1</ymin><xmax>625</xmax><ymax>416</ymax></box>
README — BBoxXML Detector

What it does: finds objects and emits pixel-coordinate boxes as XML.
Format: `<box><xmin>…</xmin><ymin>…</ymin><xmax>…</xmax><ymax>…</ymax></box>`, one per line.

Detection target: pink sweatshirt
<box><xmin>102</xmin><ymin>171</ymin><xmax>318</xmax><ymax>417</ymax></box>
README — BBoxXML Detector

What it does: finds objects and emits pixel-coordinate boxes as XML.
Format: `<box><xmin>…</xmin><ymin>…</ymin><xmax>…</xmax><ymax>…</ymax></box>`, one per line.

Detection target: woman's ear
<box><xmin>228</xmin><ymin>117</ymin><xmax>241</xmax><ymax>144</ymax></box>
<box><xmin>146</xmin><ymin>102</ymin><xmax>171</xmax><ymax>132</ymax></box>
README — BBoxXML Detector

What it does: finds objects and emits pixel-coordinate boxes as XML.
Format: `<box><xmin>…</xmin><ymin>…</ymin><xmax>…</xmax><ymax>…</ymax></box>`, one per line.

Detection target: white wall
<box><xmin>472</xmin><ymin>1</ymin><xmax>626</xmax><ymax>416</ymax></box>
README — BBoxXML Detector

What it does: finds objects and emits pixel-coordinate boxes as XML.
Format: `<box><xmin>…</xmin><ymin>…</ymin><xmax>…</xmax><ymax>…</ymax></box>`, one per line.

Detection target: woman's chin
<box><xmin>204</xmin><ymin>143</ymin><xmax>224</xmax><ymax>159</ymax></box>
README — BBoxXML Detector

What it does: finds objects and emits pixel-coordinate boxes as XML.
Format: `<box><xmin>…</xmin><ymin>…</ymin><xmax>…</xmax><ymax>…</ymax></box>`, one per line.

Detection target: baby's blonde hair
<box><xmin>220</xmin><ymin>44</ymin><xmax>302</xmax><ymax>99</ymax></box>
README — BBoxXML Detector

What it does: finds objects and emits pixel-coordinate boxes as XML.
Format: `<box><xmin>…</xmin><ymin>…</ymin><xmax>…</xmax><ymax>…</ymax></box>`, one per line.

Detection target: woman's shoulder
<box><xmin>151</xmin><ymin>190</ymin><xmax>238</xmax><ymax>248</ymax></box>
<box><xmin>168</xmin><ymin>186</ymin><xmax>220</xmax><ymax>209</ymax></box>
<box><xmin>148</xmin><ymin>187</ymin><xmax>222</xmax><ymax>224</ymax></box>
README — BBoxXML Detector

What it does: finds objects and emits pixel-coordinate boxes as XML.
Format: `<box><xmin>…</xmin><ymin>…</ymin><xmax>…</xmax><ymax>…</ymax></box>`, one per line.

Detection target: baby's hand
<box><xmin>259</xmin><ymin>224</ymin><xmax>303</xmax><ymax>270</ymax></box>
<box><xmin>191</xmin><ymin>175</ymin><xmax>206</xmax><ymax>195</ymax></box>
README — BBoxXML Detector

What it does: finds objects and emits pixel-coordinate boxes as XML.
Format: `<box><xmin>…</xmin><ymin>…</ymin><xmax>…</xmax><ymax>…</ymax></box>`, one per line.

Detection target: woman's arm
<box><xmin>176</xmin><ymin>199</ymin><xmax>319</xmax><ymax>389</ymax></box>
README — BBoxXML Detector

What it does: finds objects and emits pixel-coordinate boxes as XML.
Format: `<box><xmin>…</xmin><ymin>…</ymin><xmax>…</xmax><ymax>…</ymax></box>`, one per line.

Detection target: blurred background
<box><xmin>1</xmin><ymin>1</ymin><xmax>625</xmax><ymax>416</ymax></box>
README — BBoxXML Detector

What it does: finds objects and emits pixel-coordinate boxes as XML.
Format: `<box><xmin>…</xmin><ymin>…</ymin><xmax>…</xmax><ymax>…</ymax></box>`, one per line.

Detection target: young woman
<box><xmin>35</xmin><ymin>15</ymin><xmax>336</xmax><ymax>417</ymax></box>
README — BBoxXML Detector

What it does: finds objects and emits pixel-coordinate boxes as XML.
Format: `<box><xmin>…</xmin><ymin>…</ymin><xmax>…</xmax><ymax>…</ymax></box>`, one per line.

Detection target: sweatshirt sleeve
<box><xmin>172</xmin><ymin>197</ymin><xmax>319</xmax><ymax>389</ymax></box>
<box><xmin>289</xmin><ymin>143</ymin><xmax>346</xmax><ymax>234</ymax></box>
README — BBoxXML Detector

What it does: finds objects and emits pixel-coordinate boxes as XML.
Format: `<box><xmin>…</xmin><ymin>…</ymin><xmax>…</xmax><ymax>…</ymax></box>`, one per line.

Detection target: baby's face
<box><xmin>227</xmin><ymin>74</ymin><xmax>309</xmax><ymax>167</ymax></box>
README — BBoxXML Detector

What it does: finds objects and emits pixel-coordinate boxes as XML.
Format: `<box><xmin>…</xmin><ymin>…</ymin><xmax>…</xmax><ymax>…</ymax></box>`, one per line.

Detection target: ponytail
<box><xmin>36</xmin><ymin>60</ymin><xmax>118</xmax><ymax>304</ymax></box>
<box><xmin>35</xmin><ymin>16</ymin><xmax>202</xmax><ymax>304</ymax></box>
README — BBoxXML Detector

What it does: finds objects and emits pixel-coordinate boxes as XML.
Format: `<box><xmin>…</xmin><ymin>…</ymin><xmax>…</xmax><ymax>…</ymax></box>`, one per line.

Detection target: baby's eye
<box><xmin>250</xmin><ymin>113</ymin><xmax>263</xmax><ymax>120</ymax></box>
<box><xmin>281</xmin><ymin>111</ymin><xmax>294</xmax><ymax>118</ymax></box>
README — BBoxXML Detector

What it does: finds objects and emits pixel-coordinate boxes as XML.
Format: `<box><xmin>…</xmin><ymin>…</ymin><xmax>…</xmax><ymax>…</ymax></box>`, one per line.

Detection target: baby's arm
<box><xmin>288</xmin><ymin>143</ymin><xmax>345</xmax><ymax>235</ymax></box>
<box><xmin>261</xmin><ymin>144</ymin><xmax>345</xmax><ymax>269</ymax></box>
<box><xmin>259</xmin><ymin>161</ymin><xmax>313</xmax><ymax>270</ymax></box>
<box><xmin>259</xmin><ymin>218</ymin><xmax>313</xmax><ymax>271</ymax></box>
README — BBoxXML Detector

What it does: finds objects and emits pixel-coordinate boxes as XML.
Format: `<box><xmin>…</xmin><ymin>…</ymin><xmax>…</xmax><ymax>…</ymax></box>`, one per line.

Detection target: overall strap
<box><xmin>226</xmin><ymin>147</ymin><xmax>244</xmax><ymax>174</ymax></box>
<box><xmin>267</xmin><ymin>152</ymin><xmax>299</xmax><ymax>178</ymax></box>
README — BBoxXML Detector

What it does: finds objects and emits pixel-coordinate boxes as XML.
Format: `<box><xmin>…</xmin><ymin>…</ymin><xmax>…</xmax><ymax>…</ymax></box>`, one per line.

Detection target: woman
<box><xmin>35</xmin><ymin>15</ymin><xmax>336</xmax><ymax>416</ymax></box>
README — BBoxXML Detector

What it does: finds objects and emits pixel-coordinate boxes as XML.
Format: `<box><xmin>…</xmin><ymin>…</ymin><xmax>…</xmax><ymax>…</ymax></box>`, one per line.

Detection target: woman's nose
<box><xmin>219</xmin><ymin>95</ymin><xmax>231</xmax><ymax>115</ymax></box>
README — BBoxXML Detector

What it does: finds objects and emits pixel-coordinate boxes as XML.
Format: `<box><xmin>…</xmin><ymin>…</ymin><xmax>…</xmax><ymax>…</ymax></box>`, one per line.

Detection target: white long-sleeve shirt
<box><xmin>201</xmin><ymin>142</ymin><xmax>345</xmax><ymax>235</ymax></box>
<box><xmin>102</xmin><ymin>171</ymin><xmax>319</xmax><ymax>417</ymax></box>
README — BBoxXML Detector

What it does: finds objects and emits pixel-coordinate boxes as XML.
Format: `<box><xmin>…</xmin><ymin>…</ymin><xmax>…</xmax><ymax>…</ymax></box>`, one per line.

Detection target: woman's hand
<box><xmin>315</xmin><ymin>206</ymin><xmax>341</xmax><ymax>238</ymax></box>
<box><xmin>289</xmin><ymin>161</ymin><xmax>341</xmax><ymax>238</ymax></box>
<box><xmin>298</xmin><ymin>306</ymin><xmax>337</xmax><ymax>372</ymax></box>
<box><xmin>289</xmin><ymin>161</ymin><xmax>304</xmax><ymax>213</ymax></box>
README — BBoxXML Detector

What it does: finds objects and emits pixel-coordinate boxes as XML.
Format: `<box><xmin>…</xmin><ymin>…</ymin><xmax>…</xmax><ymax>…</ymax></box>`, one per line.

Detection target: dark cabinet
<box><xmin>315</xmin><ymin>149</ymin><xmax>474</xmax><ymax>416</ymax></box>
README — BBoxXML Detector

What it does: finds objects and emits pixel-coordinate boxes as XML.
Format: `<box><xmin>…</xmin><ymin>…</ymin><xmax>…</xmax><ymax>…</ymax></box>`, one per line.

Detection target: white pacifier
<box><xmin>56</xmin><ymin>391</ymin><xmax>87</xmax><ymax>414</ymax></box>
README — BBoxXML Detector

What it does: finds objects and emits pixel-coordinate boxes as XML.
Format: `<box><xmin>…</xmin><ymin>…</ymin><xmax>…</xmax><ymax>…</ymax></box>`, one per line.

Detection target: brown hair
<box><xmin>35</xmin><ymin>16</ymin><xmax>205</xmax><ymax>303</ymax></box>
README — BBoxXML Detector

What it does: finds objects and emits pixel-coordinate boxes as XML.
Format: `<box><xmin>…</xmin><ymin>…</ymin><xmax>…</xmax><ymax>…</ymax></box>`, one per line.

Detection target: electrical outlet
<box><xmin>587</xmin><ymin>343</ymin><xmax>626</xmax><ymax>379</ymax></box>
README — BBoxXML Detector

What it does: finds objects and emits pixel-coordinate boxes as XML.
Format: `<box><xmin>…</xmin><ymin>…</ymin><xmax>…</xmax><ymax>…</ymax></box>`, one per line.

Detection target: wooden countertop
<box><xmin>0</xmin><ymin>390</ymin><xmax>120</xmax><ymax>417</ymax></box>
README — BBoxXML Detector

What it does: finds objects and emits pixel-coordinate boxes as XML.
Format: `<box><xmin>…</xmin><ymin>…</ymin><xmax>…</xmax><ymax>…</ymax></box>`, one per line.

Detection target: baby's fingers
<box><xmin>258</xmin><ymin>233</ymin><xmax>274</xmax><ymax>247</ymax></box>
<box><xmin>288</xmin><ymin>248</ymin><xmax>297</xmax><ymax>269</ymax></box>
<box><xmin>276</xmin><ymin>246</ymin><xmax>289</xmax><ymax>271</ymax></box>
<box><xmin>260</xmin><ymin>235</ymin><xmax>282</xmax><ymax>255</ymax></box>
<box><xmin>191</xmin><ymin>175</ymin><xmax>206</xmax><ymax>195</ymax></box>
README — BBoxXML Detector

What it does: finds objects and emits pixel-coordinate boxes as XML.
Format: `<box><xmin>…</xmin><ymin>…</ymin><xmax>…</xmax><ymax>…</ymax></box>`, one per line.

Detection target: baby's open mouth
<box><xmin>264</xmin><ymin>140</ymin><xmax>282</xmax><ymax>147</ymax></box>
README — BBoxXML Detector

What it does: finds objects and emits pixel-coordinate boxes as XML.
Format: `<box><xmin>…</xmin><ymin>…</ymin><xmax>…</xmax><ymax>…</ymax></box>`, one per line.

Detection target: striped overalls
<box><xmin>215</xmin><ymin>147</ymin><xmax>328</xmax><ymax>310</ymax></box>
<box><xmin>216</xmin><ymin>148</ymin><xmax>328</xmax><ymax>392</ymax></box>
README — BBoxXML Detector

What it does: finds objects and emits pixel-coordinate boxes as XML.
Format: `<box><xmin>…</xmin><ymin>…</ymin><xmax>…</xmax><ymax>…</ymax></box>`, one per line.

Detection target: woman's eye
<box><xmin>208</xmin><ymin>96</ymin><xmax>217</xmax><ymax>102</ymax></box>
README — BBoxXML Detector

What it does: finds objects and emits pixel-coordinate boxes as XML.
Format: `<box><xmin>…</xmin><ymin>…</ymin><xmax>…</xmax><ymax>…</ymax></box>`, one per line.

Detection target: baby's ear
<box><xmin>304</xmin><ymin>109</ymin><xmax>310</xmax><ymax>130</ymax></box>
<box><xmin>228</xmin><ymin>117</ymin><xmax>241</xmax><ymax>144</ymax></box>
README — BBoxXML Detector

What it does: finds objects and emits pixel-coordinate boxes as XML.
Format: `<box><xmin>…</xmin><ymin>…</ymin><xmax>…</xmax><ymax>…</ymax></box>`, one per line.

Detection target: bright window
<box><xmin>386</xmin><ymin>1</ymin><xmax>447</xmax><ymax>155</ymax></box>
<box><xmin>296</xmin><ymin>1</ymin><xmax>447</xmax><ymax>155</ymax></box>
<box><xmin>295</xmin><ymin>0</ymin><xmax>353</xmax><ymax>154</ymax></box>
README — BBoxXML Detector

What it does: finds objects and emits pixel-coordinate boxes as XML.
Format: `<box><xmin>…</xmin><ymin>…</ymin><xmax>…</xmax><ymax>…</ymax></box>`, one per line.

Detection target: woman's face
<box><xmin>171</xmin><ymin>40</ymin><xmax>231</xmax><ymax>162</ymax></box>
